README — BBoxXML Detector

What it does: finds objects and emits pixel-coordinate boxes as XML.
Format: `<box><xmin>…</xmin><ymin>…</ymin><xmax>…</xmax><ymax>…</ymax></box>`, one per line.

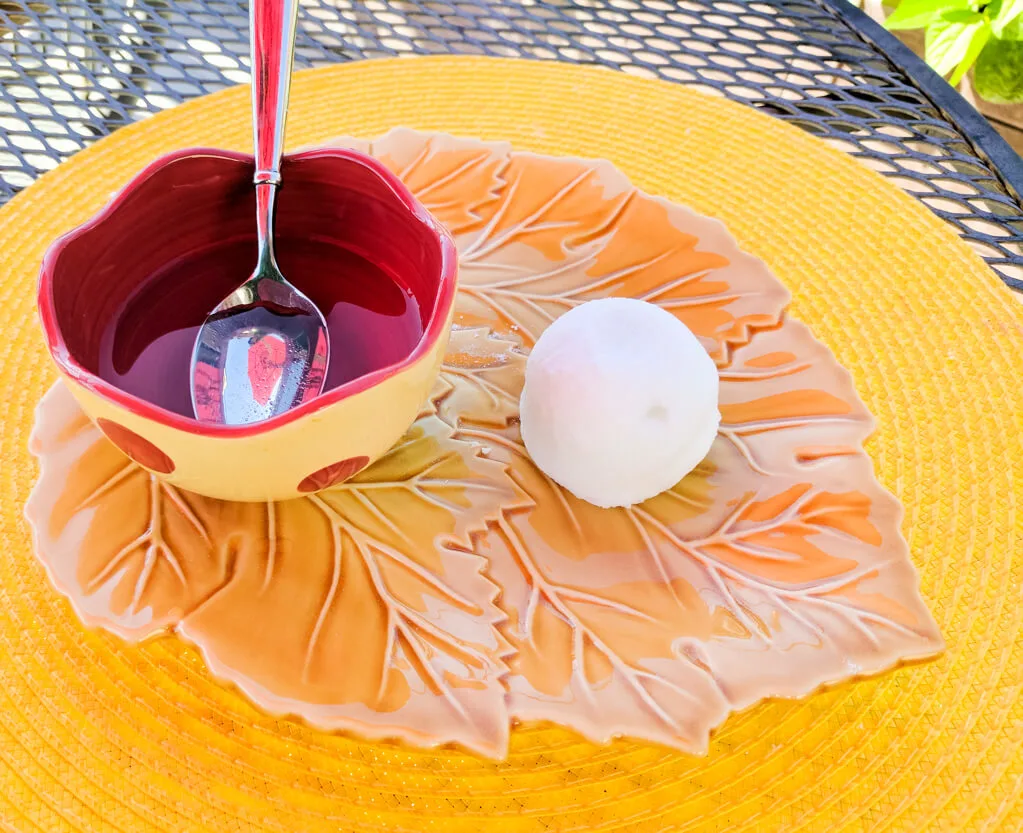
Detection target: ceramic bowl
<box><xmin>38</xmin><ymin>147</ymin><xmax>457</xmax><ymax>502</ymax></box>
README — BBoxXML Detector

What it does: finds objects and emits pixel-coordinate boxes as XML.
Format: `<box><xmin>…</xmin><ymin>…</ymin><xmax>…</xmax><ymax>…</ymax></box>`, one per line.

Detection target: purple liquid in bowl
<box><xmin>98</xmin><ymin>237</ymin><xmax>423</xmax><ymax>418</ymax></box>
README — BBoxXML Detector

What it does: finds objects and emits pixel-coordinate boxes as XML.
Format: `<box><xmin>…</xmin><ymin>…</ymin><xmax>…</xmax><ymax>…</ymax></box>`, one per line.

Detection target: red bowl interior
<box><xmin>38</xmin><ymin>147</ymin><xmax>458</xmax><ymax>437</ymax></box>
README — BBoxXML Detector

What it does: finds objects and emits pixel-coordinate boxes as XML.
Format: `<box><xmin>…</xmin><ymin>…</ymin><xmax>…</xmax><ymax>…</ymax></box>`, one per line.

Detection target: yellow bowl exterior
<box><xmin>59</xmin><ymin>303</ymin><xmax>454</xmax><ymax>502</ymax></box>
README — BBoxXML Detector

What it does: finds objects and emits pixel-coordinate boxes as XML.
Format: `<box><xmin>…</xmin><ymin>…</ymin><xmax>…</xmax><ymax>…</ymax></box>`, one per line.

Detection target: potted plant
<box><xmin>884</xmin><ymin>0</ymin><xmax>1023</xmax><ymax>103</ymax></box>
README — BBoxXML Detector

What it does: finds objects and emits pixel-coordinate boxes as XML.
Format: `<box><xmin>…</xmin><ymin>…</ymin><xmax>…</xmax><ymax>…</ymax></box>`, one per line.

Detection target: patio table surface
<box><xmin>0</xmin><ymin>0</ymin><xmax>1020</xmax><ymax>292</ymax></box>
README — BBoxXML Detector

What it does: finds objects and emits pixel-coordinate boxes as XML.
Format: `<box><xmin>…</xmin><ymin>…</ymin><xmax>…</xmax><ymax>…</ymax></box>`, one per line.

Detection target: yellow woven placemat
<box><xmin>0</xmin><ymin>57</ymin><xmax>1020</xmax><ymax>832</ymax></box>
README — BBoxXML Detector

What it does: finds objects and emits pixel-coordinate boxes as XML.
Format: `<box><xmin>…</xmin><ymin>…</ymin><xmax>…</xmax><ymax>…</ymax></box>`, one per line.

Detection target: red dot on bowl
<box><xmin>298</xmin><ymin>456</ymin><xmax>370</xmax><ymax>493</ymax></box>
<box><xmin>97</xmin><ymin>418</ymin><xmax>175</xmax><ymax>474</ymax></box>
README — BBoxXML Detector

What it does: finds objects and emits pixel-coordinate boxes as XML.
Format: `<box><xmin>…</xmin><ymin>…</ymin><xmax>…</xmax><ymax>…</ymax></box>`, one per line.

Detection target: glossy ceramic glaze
<box><xmin>26</xmin><ymin>130</ymin><xmax>943</xmax><ymax>758</ymax></box>
<box><xmin>37</xmin><ymin>146</ymin><xmax>458</xmax><ymax>501</ymax></box>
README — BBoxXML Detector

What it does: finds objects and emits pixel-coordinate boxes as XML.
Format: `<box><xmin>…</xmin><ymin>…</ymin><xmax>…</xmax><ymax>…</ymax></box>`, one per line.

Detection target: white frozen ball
<box><xmin>519</xmin><ymin>298</ymin><xmax>720</xmax><ymax>508</ymax></box>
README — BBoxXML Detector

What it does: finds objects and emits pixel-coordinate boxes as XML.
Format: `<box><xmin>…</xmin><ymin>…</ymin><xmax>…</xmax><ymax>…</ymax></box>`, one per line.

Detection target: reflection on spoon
<box><xmin>192</xmin><ymin>299</ymin><xmax>327</xmax><ymax>425</ymax></box>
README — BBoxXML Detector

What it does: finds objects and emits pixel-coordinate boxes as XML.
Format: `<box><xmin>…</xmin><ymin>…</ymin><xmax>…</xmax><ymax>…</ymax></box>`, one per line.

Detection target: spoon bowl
<box><xmin>191</xmin><ymin>261</ymin><xmax>329</xmax><ymax>425</ymax></box>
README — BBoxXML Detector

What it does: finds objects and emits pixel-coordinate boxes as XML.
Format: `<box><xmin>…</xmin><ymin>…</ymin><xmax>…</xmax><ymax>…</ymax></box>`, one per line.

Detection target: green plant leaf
<box><xmin>1006</xmin><ymin>16</ymin><xmax>1023</xmax><ymax>39</ymax></box>
<box><xmin>991</xmin><ymin>0</ymin><xmax>1023</xmax><ymax>37</ymax></box>
<box><xmin>885</xmin><ymin>0</ymin><xmax>970</xmax><ymax>30</ymax></box>
<box><xmin>925</xmin><ymin>12</ymin><xmax>986</xmax><ymax>77</ymax></box>
<box><xmin>974</xmin><ymin>36</ymin><xmax>1023</xmax><ymax>102</ymax></box>
<box><xmin>949</xmin><ymin>23</ymin><xmax>991</xmax><ymax>83</ymax></box>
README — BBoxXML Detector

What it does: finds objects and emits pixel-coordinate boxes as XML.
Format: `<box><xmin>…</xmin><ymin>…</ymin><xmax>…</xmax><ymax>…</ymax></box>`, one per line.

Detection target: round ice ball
<box><xmin>519</xmin><ymin>298</ymin><xmax>720</xmax><ymax>508</ymax></box>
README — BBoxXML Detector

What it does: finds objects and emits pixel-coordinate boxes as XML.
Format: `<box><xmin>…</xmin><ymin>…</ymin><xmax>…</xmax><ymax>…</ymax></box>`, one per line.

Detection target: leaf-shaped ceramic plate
<box><xmin>26</xmin><ymin>129</ymin><xmax>942</xmax><ymax>758</ymax></box>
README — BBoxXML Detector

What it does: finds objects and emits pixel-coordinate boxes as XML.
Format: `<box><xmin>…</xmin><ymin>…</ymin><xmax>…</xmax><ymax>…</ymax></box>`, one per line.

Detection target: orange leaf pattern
<box><xmin>330</xmin><ymin>129</ymin><xmax>790</xmax><ymax>362</ymax></box>
<box><xmin>27</xmin><ymin>130</ymin><xmax>943</xmax><ymax>758</ymax></box>
<box><xmin>28</xmin><ymin>383</ymin><xmax>518</xmax><ymax>757</ymax></box>
<box><xmin>439</xmin><ymin>326</ymin><xmax>941</xmax><ymax>751</ymax></box>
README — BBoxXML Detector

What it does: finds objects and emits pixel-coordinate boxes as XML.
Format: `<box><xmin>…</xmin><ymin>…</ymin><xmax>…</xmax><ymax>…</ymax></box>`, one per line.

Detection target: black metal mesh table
<box><xmin>1</xmin><ymin>0</ymin><xmax>1021</xmax><ymax>291</ymax></box>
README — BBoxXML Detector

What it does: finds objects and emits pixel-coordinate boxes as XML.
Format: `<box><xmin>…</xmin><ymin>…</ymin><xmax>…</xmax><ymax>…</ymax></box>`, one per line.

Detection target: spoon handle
<box><xmin>250</xmin><ymin>0</ymin><xmax>298</xmax><ymax>187</ymax></box>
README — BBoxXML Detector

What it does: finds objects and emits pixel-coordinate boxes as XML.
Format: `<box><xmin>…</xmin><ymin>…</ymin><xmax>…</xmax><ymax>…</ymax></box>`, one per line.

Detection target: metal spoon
<box><xmin>190</xmin><ymin>0</ymin><xmax>328</xmax><ymax>426</ymax></box>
